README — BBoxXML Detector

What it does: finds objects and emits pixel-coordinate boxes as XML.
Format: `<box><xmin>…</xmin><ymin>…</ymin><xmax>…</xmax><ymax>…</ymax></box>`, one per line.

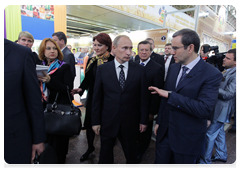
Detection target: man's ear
<box><xmin>234</xmin><ymin>60</ymin><xmax>238</xmax><ymax>66</ymax></box>
<box><xmin>61</xmin><ymin>39</ymin><xmax>65</xmax><ymax>45</ymax></box>
<box><xmin>188</xmin><ymin>44</ymin><xmax>194</xmax><ymax>54</ymax></box>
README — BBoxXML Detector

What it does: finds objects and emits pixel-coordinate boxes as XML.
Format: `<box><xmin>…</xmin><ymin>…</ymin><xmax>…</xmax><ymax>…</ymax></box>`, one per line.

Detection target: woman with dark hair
<box><xmin>71</xmin><ymin>33</ymin><xmax>114</xmax><ymax>162</ymax></box>
<box><xmin>38</xmin><ymin>38</ymin><xmax>74</xmax><ymax>163</ymax></box>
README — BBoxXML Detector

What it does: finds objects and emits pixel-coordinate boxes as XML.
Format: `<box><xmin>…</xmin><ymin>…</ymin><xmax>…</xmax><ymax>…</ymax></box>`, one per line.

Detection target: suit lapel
<box><xmin>108</xmin><ymin>61</ymin><xmax>122</xmax><ymax>91</ymax></box>
<box><xmin>175</xmin><ymin>59</ymin><xmax>204</xmax><ymax>92</ymax></box>
<box><xmin>145</xmin><ymin>60</ymin><xmax>154</xmax><ymax>72</ymax></box>
<box><xmin>150</xmin><ymin>52</ymin><xmax>155</xmax><ymax>59</ymax></box>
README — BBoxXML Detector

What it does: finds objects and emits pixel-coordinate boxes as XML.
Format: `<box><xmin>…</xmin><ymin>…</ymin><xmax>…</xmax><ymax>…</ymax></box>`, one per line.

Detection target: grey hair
<box><xmin>145</xmin><ymin>38</ymin><xmax>154</xmax><ymax>45</ymax></box>
<box><xmin>113</xmin><ymin>35</ymin><xmax>130</xmax><ymax>47</ymax></box>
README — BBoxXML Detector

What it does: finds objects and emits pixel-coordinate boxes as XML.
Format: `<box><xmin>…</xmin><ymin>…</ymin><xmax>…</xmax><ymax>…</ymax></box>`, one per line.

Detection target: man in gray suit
<box><xmin>199</xmin><ymin>48</ymin><xmax>236</xmax><ymax>164</ymax></box>
<box><xmin>79</xmin><ymin>47</ymin><xmax>89</xmax><ymax>58</ymax></box>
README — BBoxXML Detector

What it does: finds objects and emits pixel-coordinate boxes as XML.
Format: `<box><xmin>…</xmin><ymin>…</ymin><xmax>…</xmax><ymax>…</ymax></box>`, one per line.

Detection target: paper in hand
<box><xmin>36</xmin><ymin>65</ymin><xmax>48</xmax><ymax>76</ymax></box>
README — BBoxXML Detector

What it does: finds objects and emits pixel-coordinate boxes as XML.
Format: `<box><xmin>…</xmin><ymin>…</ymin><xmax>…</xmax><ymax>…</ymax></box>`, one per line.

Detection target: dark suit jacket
<box><xmin>136</xmin><ymin>52</ymin><xmax>165</xmax><ymax>76</ymax></box>
<box><xmin>4</xmin><ymin>39</ymin><xmax>46</xmax><ymax>164</ymax></box>
<box><xmin>135</xmin><ymin>59</ymin><xmax>164</xmax><ymax>115</ymax></box>
<box><xmin>33</xmin><ymin>51</ymin><xmax>43</xmax><ymax>65</ymax></box>
<box><xmin>156</xmin><ymin>57</ymin><xmax>222</xmax><ymax>156</ymax></box>
<box><xmin>91</xmin><ymin>60</ymin><xmax>149</xmax><ymax>138</ymax></box>
<box><xmin>62</xmin><ymin>47</ymin><xmax>76</xmax><ymax>78</ymax></box>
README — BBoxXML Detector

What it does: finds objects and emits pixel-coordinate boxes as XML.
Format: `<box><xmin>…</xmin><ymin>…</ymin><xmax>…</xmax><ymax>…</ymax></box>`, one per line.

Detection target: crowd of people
<box><xmin>4</xmin><ymin>28</ymin><xmax>236</xmax><ymax>164</ymax></box>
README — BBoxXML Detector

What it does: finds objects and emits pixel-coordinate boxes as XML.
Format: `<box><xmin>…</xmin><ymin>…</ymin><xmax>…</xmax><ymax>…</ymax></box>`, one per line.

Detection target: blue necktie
<box><xmin>119</xmin><ymin>65</ymin><xmax>125</xmax><ymax>90</ymax></box>
<box><xmin>179</xmin><ymin>66</ymin><xmax>189</xmax><ymax>82</ymax></box>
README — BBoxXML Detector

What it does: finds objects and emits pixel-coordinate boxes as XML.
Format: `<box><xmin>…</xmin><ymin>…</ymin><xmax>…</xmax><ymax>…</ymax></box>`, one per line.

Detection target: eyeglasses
<box><xmin>172</xmin><ymin>46</ymin><xmax>185</xmax><ymax>51</ymax></box>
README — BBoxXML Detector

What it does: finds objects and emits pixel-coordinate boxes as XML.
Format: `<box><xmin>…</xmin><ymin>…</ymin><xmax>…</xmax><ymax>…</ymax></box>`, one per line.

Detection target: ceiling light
<box><xmin>199</xmin><ymin>11</ymin><xmax>209</xmax><ymax>18</ymax></box>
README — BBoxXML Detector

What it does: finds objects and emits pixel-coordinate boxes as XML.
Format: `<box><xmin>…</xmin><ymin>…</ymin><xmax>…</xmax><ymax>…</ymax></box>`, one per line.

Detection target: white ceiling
<box><xmin>66</xmin><ymin>5</ymin><xmax>163</xmax><ymax>37</ymax></box>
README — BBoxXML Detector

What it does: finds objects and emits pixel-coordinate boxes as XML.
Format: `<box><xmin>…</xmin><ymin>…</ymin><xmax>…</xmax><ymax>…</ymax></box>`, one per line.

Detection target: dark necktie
<box><xmin>119</xmin><ymin>65</ymin><xmax>125</xmax><ymax>90</ymax></box>
<box><xmin>179</xmin><ymin>66</ymin><xmax>189</xmax><ymax>82</ymax></box>
<box><xmin>165</xmin><ymin>56</ymin><xmax>168</xmax><ymax>63</ymax></box>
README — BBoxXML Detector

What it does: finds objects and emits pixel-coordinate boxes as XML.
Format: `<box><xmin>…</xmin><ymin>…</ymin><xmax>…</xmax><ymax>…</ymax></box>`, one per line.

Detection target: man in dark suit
<box><xmin>52</xmin><ymin>31</ymin><xmax>76</xmax><ymax>78</ymax></box>
<box><xmin>135</xmin><ymin>38</ymin><xmax>165</xmax><ymax>73</ymax></box>
<box><xmin>149</xmin><ymin>29</ymin><xmax>223</xmax><ymax>164</ymax></box>
<box><xmin>91</xmin><ymin>35</ymin><xmax>149</xmax><ymax>164</ymax></box>
<box><xmin>163</xmin><ymin>43</ymin><xmax>175</xmax><ymax>81</ymax></box>
<box><xmin>134</xmin><ymin>40</ymin><xmax>164</xmax><ymax>163</ymax></box>
<box><xmin>4</xmin><ymin>39</ymin><xmax>46</xmax><ymax>164</ymax></box>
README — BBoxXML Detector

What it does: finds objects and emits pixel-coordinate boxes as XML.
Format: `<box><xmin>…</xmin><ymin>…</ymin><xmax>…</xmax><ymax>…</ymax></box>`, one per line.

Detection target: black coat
<box><xmin>79</xmin><ymin>55</ymin><xmax>114</xmax><ymax>128</ymax></box>
<box><xmin>136</xmin><ymin>52</ymin><xmax>165</xmax><ymax>76</ymax></box>
<box><xmin>4</xmin><ymin>39</ymin><xmax>46</xmax><ymax>164</ymax></box>
<box><xmin>135</xmin><ymin>59</ymin><xmax>164</xmax><ymax>115</ymax></box>
<box><xmin>45</xmin><ymin>63</ymin><xmax>74</xmax><ymax>164</ymax></box>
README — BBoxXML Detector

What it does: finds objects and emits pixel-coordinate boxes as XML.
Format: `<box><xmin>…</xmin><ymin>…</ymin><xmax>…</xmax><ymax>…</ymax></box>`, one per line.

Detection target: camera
<box><xmin>203</xmin><ymin>45</ymin><xmax>226</xmax><ymax>71</ymax></box>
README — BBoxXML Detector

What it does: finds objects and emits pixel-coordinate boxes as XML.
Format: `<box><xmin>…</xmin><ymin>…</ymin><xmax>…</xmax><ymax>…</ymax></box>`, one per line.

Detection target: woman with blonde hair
<box><xmin>38</xmin><ymin>38</ymin><xmax>74</xmax><ymax>164</ymax></box>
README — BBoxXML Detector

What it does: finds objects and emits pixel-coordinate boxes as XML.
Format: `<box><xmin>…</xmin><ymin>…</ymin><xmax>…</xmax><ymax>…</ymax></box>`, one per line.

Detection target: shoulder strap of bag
<box><xmin>51</xmin><ymin>86</ymin><xmax>75</xmax><ymax>113</ymax></box>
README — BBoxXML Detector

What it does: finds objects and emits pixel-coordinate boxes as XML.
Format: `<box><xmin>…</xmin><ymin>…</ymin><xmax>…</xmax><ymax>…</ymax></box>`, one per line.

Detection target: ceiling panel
<box><xmin>66</xmin><ymin>5</ymin><xmax>163</xmax><ymax>37</ymax></box>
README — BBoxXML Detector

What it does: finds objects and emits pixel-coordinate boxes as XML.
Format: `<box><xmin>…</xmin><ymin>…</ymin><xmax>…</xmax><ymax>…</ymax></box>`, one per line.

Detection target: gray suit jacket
<box><xmin>213</xmin><ymin>67</ymin><xmax>236</xmax><ymax>123</ymax></box>
<box><xmin>79</xmin><ymin>52</ymin><xmax>88</xmax><ymax>58</ymax></box>
<box><xmin>62</xmin><ymin>47</ymin><xmax>76</xmax><ymax>77</ymax></box>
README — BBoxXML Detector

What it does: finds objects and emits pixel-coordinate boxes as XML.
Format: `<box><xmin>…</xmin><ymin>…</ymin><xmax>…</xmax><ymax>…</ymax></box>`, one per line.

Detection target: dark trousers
<box><xmin>155</xmin><ymin>133</ymin><xmax>198</xmax><ymax>164</ymax></box>
<box><xmin>46</xmin><ymin>134</ymin><xmax>70</xmax><ymax>164</ymax></box>
<box><xmin>137</xmin><ymin>120</ymin><xmax>153</xmax><ymax>155</ymax></box>
<box><xmin>99</xmin><ymin>129</ymin><xmax>137</xmax><ymax>164</ymax></box>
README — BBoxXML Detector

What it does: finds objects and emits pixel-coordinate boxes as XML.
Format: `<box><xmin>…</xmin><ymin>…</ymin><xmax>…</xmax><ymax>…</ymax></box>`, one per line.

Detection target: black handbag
<box><xmin>44</xmin><ymin>86</ymin><xmax>82</xmax><ymax>136</ymax></box>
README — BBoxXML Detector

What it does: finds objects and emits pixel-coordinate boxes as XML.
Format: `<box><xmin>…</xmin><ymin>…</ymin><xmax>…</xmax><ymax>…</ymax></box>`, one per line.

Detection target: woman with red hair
<box><xmin>71</xmin><ymin>33</ymin><xmax>114</xmax><ymax>162</ymax></box>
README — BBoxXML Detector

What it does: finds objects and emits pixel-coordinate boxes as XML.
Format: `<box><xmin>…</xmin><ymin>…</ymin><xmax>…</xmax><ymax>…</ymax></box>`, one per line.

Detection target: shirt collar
<box><xmin>140</xmin><ymin>57</ymin><xmax>151</xmax><ymax>66</ymax></box>
<box><xmin>164</xmin><ymin>55</ymin><xmax>172</xmax><ymax>59</ymax></box>
<box><xmin>61</xmin><ymin>46</ymin><xmax>67</xmax><ymax>52</ymax></box>
<box><xmin>182</xmin><ymin>55</ymin><xmax>201</xmax><ymax>71</ymax></box>
<box><xmin>226</xmin><ymin>67</ymin><xmax>235</xmax><ymax>73</ymax></box>
<box><xmin>114</xmin><ymin>58</ymin><xmax>128</xmax><ymax>69</ymax></box>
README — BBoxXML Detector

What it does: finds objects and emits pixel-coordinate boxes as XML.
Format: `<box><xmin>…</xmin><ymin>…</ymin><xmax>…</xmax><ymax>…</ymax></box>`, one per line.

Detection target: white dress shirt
<box><xmin>139</xmin><ymin>57</ymin><xmax>151</xmax><ymax>66</ymax></box>
<box><xmin>175</xmin><ymin>56</ymin><xmax>201</xmax><ymax>88</ymax></box>
<box><xmin>164</xmin><ymin>55</ymin><xmax>173</xmax><ymax>81</ymax></box>
<box><xmin>114</xmin><ymin>58</ymin><xmax>128</xmax><ymax>80</ymax></box>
